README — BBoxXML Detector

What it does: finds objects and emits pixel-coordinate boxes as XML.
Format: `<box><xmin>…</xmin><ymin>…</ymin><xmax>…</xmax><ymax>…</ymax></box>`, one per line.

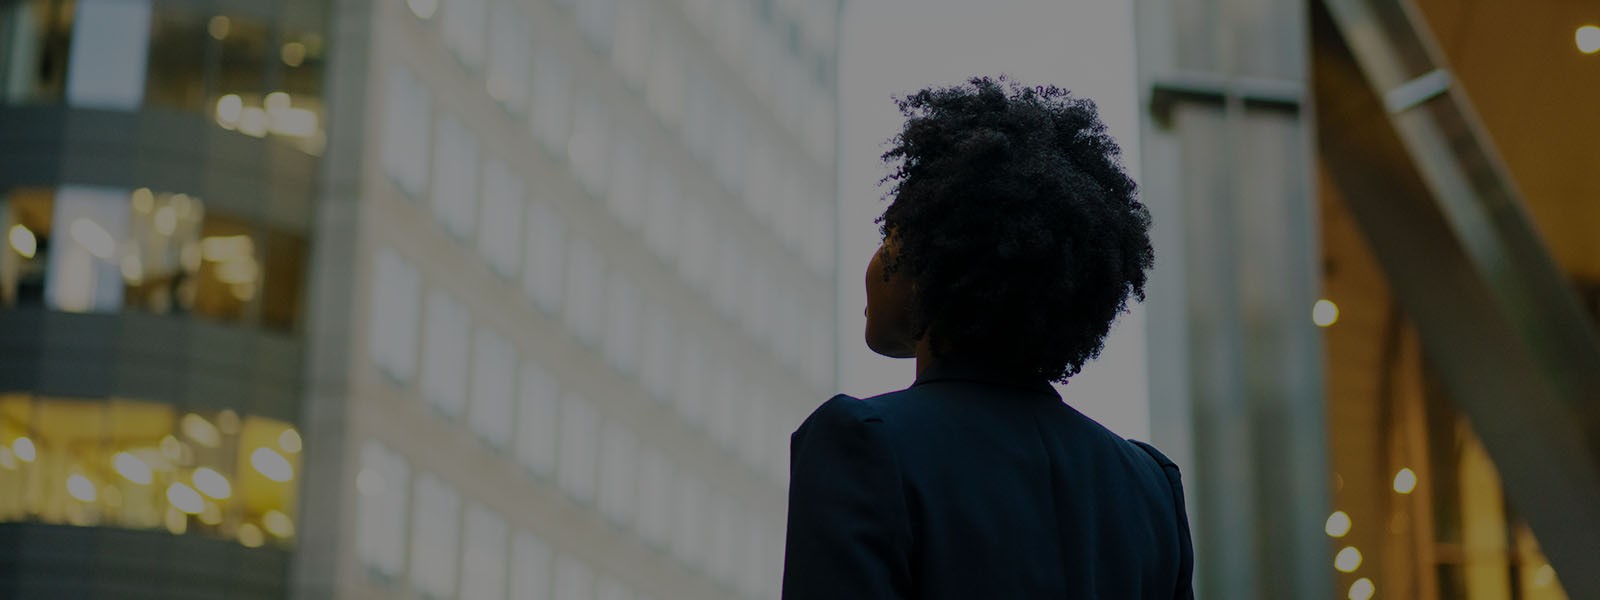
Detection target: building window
<box><xmin>409</xmin><ymin>471</ymin><xmax>461</xmax><ymax>599</ymax></box>
<box><xmin>64</xmin><ymin>0</ymin><xmax>152</xmax><ymax>110</ymax></box>
<box><xmin>485</xmin><ymin>0</ymin><xmax>530</xmax><ymax>113</ymax></box>
<box><xmin>601</xmin><ymin>271</ymin><xmax>640</xmax><ymax>376</ymax></box>
<box><xmin>567</xmin><ymin>91</ymin><xmax>611</xmax><ymax>200</ymax></box>
<box><xmin>468</xmin><ymin>327</ymin><xmax>516</xmax><ymax>449</ymax></box>
<box><xmin>0</xmin><ymin>187</ymin><xmax>52</xmax><ymax>307</ymax></box>
<box><xmin>521</xmin><ymin>198</ymin><xmax>566</xmax><ymax>316</ymax></box>
<box><xmin>562</xmin><ymin>237</ymin><xmax>605</xmax><ymax>348</ymax></box>
<box><xmin>368</xmin><ymin>248</ymin><xmax>422</xmax><ymax>383</ymax></box>
<box><xmin>478</xmin><ymin>159</ymin><xmax>524</xmax><ymax>279</ymax></box>
<box><xmin>554</xmin><ymin>554</ymin><xmax>595</xmax><ymax>600</ymax></box>
<box><xmin>515</xmin><ymin>360</ymin><xmax>559</xmax><ymax>479</ymax></box>
<box><xmin>44</xmin><ymin>186</ymin><xmax>129</xmax><ymax>313</ymax></box>
<box><xmin>356</xmin><ymin>441</ymin><xmax>410</xmax><ymax>578</ymax></box>
<box><xmin>259</xmin><ymin>229</ymin><xmax>308</xmax><ymax>332</ymax></box>
<box><xmin>381</xmin><ymin>66</ymin><xmax>431</xmax><ymax>198</ymax></box>
<box><xmin>460</xmin><ymin>502</ymin><xmax>508</xmax><ymax>600</ymax></box>
<box><xmin>511</xmin><ymin>530</ymin><xmax>553</xmax><ymax>599</ymax></box>
<box><xmin>431</xmin><ymin>113</ymin><xmax>479</xmax><ymax>241</ymax></box>
<box><xmin>420</xmin><ymin>289</ymin><xmax>471</xmax><ymax>418</ymax></box>
<box><xmin>529</xmin><ymin>48</ymin><xmax>572</xmax><ymax>155</ymax></box>
<box><xmin>143</xmin><ymin>3</ymin><xmax>206</xmax><ymax>112</ymax></box>
<box><xmin>0</xmin><ymin>0</ymin><xmax>74</xmax><ymax>105</ymax></box>
<box><xmin>440</xmin><ymin>0</ymin><xmax>487</xmax><ymax>70</ymax></box>
<box><xmin>557</xmin><ymin>392</ymin><xmax>599</xmax><ymax>504</ymax></box>
<box><xmin>0</xmin><ymin>395</ymin><xmax>301</xmax><ymax>549</ymax></box>
<box><xmin>597</xmin><ymin>419</ymin><xmax>636</xmax><ymax>528</ymax></box>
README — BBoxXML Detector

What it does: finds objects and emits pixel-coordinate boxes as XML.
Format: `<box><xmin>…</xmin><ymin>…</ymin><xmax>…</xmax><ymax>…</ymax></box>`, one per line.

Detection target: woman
<box><xmin>783</xmin><ymin>77</ymin><xmax>1193</xmax><ymax>599</ymax></box>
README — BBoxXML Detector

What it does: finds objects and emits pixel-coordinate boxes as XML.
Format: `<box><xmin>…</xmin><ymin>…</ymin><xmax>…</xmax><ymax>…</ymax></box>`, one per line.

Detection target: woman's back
<box><xmin>782</xmin><ymin>363</ymin><xmax>1194</xmax><ymax>599</ymax></box>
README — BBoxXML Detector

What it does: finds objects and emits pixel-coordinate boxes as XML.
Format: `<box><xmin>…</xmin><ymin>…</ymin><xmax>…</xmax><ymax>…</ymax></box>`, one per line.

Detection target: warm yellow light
<box><xmin>215</xmin><ymin>257</ymin><xmax>259</xmax><ymax>285</ymax></box>
<box><xmin>67</xmin><ymin>474</ymin><xmax>98</xmax><ymax>502</ymax></box>
<box><xmin>167</xmin><ymin>482</ymin><xmax>205</xmax><ymax>514</ymax></box>
<box><xmin>181</xmin><ymin>413</ymin><xmax>222</xmax><ymax>448</ymax></box>
<box><xmin>154</xmin><ymin>205</ymin><xmax>178</xmax><ymax>236</ymax></box>
<box><xmin>239</xmin><ymin>107</ymin><xmax>270</xmax><ymax>138</ymax></box>
<box><xmin>170</xmin><ymin>193</ymin><xmax>194</xmax><ymax>218</ymax></box>
<box><xmin>200</xmin><ymin>235</ymin><xmax>253</xmax><ymax>262</ymax></box>
<box><xmin>199</xmin><ymin>501</ymin><xmax>223</xmax><ymax>525</ymax></box>
<box><xmin>70</xmin><ymin>218</ymin><xmax>116</xmax><ymax>260</ymax></box>
<box><xmin>1578</xmin><ymin>25</ymin><xmax>1600</xmax><ymax>54</ymax></box>
<box><xmin>192</xmin><ymin>467</ymin><xmax>233</xmax><ymax>499</ymax></box>
<box><xmin>407</xmin><ymin>0</ymin><xmax>437</xmax><ymax>19</ymax></box>
<box><xmin>251</xmin><ymin>447</ymin><xmax>294</xmax><ymax>482</ymax></box>
<box><xmin>280</xmin><ymin>42</ymin><xmax>307</xmax><ymax>67</ymax></box>
<box><xmin>208</xmin><ymin>16</ymin><xmax>230</xmax><ymax>40</ymax></box>
<box><xmin>1393</xmin><ymin>468</ymin><xmax>1418</xmax><ymax>494</ymax></box>
<box><xmin>0</xmin><ymin>447</ymin><xmax>15</xmax><ymax>470</ymax></box>
<box><xmin>1325</xmin><ymin>511</ymin><xmax>1352</xmax><ymax>538</ymax></box>
<box><xmin>216</xmin><ymin>409</ymin><xmax>240</xmax><ymax>434</ymax></box>
<box><xmin>1313</xmin><ymin>299</ymin><xmax>1340</xmax><ymax>327</ymax></box>
<box><xmin>11</xmin><ymin>437</ymin><xmax>35</xmax><ymax>462</ymax></box>
<box><xmin>113</xmin><ymin>452</ymin><xmax>153</xmax><ymax>484</ymax></box>
<box><xmin>357</xmin><ymin>468</ymin><xmax>384</xmax><ymax>496</ymax></box>
<box><xmin>263</xmin><ymin>510</ymin><xmax>294</xmax><ymax>538</ymax></box>
<box><xmin>1334</xmin><ymin>546</ymin><xmax>1363</xmax><ymax>573</ymax></box>
<box><xmin>1534</xmin><ymin>563</ymin><xmax>1556</xmax><ymax>588</ymax></box>
<box><xmin>279</xmin><ymin>429</ymin><xmax>302</xmax><ymax>453</ymax></box>
<box><xmin>166</xmin><ymin>506</ymin><xmax>188</xmax><ymax>534</ymax></box>
<box><xmin>216</xmin><ymin>94</ymin><xmax>243</xmax><ymax>128</ymax></box>
<box><xmin>160</xmin><ymin>435</ymin><xmax>183</xmax><ymax>461</ymax></box>
<box><xmin>1348</xmin><ymin>577</ymin><xmax>1375</xmax><ymax>600</ymax></box>
<box><xmin>131</xmin><ymin>188</ymin><xmax>154</xmax><ymax>213</ymax></box>
<box><xmin>238</xmin><ymin>523</ymin><xmax>265</xmax><ymax>548</ymax></box>
<box><xmin>264</xmin><ymin>92</ymin><xmax>291</xmax><ymax>113</ymax></box>
<box><xmin>8</xmin><ymin>224</ymin><xmax>37</xmax><ymax>259</ymax></box>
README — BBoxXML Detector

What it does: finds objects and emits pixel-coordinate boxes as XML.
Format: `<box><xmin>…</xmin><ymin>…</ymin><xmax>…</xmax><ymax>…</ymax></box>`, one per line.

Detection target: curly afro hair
<box><xmin>878</xmin><ymin>75</ymin><xmax>1154</xmax><ymax>383</ymax></box>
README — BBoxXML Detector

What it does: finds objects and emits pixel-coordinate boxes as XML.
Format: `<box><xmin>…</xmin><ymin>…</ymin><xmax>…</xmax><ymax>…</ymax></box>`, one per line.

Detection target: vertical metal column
<box><xmin>1136</xmin><ymin>0</ymin><xmax>1333</xmax><ymax>598</ymax></box>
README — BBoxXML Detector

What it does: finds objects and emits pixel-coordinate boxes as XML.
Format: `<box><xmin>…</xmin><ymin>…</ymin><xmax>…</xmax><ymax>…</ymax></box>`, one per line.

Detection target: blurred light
<box><xmin>239</xmin><ymin>107</ymin><xmax>270</xmax><ymax>138</ymax></box>
<box><xmin>263</xmin><ymin>510</ymin><xmax>294</xmax><ymax>538</ymax></box>
<box><xmin>181</xmin><ymin>242</ymin><xmax>202</xmax><ymax>271</ymax></box>
<box><xmin>201</xmin><ymin>234</ymin><xmax>251</xmax><ymax>262</ymax></box>
<box><xmin>216</xmin><ymin>257</ymin><xmax>260</xmax><ymax>285</ymax></box>
<box><xmin>171</xmin><ymin>193</ymin><xmax>194</xmax><ymax>218</ymax></box>
<box><xmin>192</xmin><ymin>467</ymin><xmax>233</xmax><ymax>499</ymax></box>
<box><xmin>269</xmin><ymin>108</ymin><xmax>319</xmax><ymax>137</ymax></box>
<box><xmin>0</xmin><ymin>447</ymin><xmax>14</xmax><ymax>470</ymax></box>
<box><xmin>230</xmin><ymin>281</ymin><xmax>256</xmax><ymax>301</ymax></box>
<box><xmin>216</xmin><ymin>94</ymin><xmax>243</xmax><ymax>128</ymax></box>
<box><xmin>1534</xmin><ymin>563</ymin><xmax>1557</xmax><ymax>587</ymax></box>
<box><xmin>67</xmin><ymin>474</ymin><xmax>98</xmax><ymax>502</ymax></box>
<box><xmin>103</xmin><ymin>485</ymin><xmax>123</xmax><ymax>507</ymax></box>
<box><xmin>1348</xmin><ymin>577</ymin><xmax>1375</xmax><ymax>600</ymax></box>
<box><xmin>1313</xmin><ymin>299</ymin><xmax>1340</xmax><ymax>327</ymax></box>
<box><xmin>181</xmin><ymin>413</ymin><xmax>222</xmax><ymax>448</ymax></box>
<box><xmin>1393</xmin><ymin>467</ymin><xmax>1418</xmax><ymax>494</ymax></box>
<box><xmin>113</xmin><ymin>452</ymin><xmax>153</xmax><ymax>484</ymax></box>
<box><xmin>1335</xmin><ymin>546</ymin><xmax>1363</xmax><ymax>573</ymax></box>
<box><xmin>132</xmin><ymin>188</ymin><xmax>154</xmax><ymax>213</ymax></box>
<box><xmin>280</xmin><ymin>42</ymin><xmax>307</xmax><ymax>67</ymax></box>
<box><xmin>216</xmin><ymin>409</ymin><xmax>240</xmax><ymax>434</ymax></box>
<box><xmin>208</xmin><ymin>16</ymin><xmax>230</xmax><ymax>40</ymax></box>
<box><xmin>357</xmin><ymin>468</ymin><xmax>384</xmax><ymax>496</ymax></box>
<box><xmin>160</xmin><ymin>435</ymin><xmax>183</xmax><ymax>461</ymax></box>
<box><xmin>199</xmin><ymin>501</ymin><xmax>223</xmax><ymax>525</ymax></box>
<box><xmin>71</xmin><ymin>218</ymin><xmax>116</xmax><ymax>260</ymax></box>
<box><xmin>407</xmin><ymin>0</ymin><xmax>437</xmax><ymax>19</ymax></box>
<box><xmin>167</xmin><ymin>482</ymin><xmax>205</xmax><ymax>514</ymax></box>
<box><xmin>238</xmin><ymin>523</ymin><xmax>265</xmax><ymax>548</ymax></box>
<box><xmin>1325</xmin><ymin>511</ymin><xmax>1352</xmax><ymax>538</ymax></box>
<box><xmin>12</xmin><ymin>437</ymin><xmax>36</xmax><ymax>462</ymax></box>
<box><xmin>1578</xmin><ymin>25</ymin><xmax>1600</xmax><ymax>54</ymax></box>
<box><xmin>251</xmin><ymin>447</ymin><xmax>293</xmax><ymax>482</ymax></box>
<box><xmin>166</xmin><ymin>506</ymin><xmax>188</xmax><ymax>534</ymax></box>
<box><xmin>279</xmin><ymin>429</ymin><xmax>302</xmax><ymax>453</ymax></box>
<box><xmin>154</xmin><ymin>205</ymin><xmax>178</xmax><ymax>236</ymax></box>
<box><xmin>121</xmin><ymin>254</ymin><xmax>143</xmax><ymax>283</ymax></box>
<box><xmin>8</xmin><ymin>224</ymin><xmax>36</xmax><ymax>259</ymax></box>
<box><xmin>265</xmin><ymin>91</ymin><xmax>291</xmax><ymax>113</ymax></box>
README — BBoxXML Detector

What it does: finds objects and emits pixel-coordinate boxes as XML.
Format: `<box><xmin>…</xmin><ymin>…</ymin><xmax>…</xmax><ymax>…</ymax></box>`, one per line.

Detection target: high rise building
<box><xmin>0</xmin><ymin>0</ymin><xmax>842</xmax><ymax>598</ymax></box>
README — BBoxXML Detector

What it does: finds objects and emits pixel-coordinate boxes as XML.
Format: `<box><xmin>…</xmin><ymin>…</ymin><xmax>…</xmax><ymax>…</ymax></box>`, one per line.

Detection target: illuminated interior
<box><xmin>0</xmin><ymin>393</ymin><xmax>301</xmax><ymax>550</ymax></box>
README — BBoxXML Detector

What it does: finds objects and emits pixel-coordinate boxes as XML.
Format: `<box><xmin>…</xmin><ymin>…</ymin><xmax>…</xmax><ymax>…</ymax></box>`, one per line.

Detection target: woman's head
<box><xmin>864</xmin><ymin>76</ymin><xmax>1154</xmax><ymax>383</ymax></box>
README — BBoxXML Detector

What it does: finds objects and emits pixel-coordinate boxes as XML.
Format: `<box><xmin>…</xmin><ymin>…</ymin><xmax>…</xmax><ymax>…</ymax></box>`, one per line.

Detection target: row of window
<box><xmin>369</xmin><ymin>249</ymin><xmax>799</xmax><ymax>487</ymax></box>
<box><xmin>379</xmin><ymin>68</ymin><xmax>834</xmax><ymax>390</ymax></box>
<box><xmin>0</xmin><ymin>395</ymin><xmax>302</xmax><ymax>551</ymax></box>
<box><xmin>394</xmin><ymin>0</ymin><xmax>838</xmax><ymax>276</ymax></box>
<box><xmin>1</xmin><ymin>186</ymin><xmax>307</xmax><ymax>331</ymax></box>
<box><xmin>356</xmin><ymin>440</ymin><xmax>785</xmax><ymax>599</ymax></box>
<box><xmin>0</xmin><ymin>0</ymin><xmax>327</xmax><ymax>154</ymax></box>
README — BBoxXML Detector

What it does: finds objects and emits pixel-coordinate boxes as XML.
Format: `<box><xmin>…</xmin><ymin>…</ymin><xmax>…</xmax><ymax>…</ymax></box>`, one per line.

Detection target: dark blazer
<box><xmin>782</xmin><ymin>363</ymin><xmax>1195</xmax><ymax>599</ymax></box>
